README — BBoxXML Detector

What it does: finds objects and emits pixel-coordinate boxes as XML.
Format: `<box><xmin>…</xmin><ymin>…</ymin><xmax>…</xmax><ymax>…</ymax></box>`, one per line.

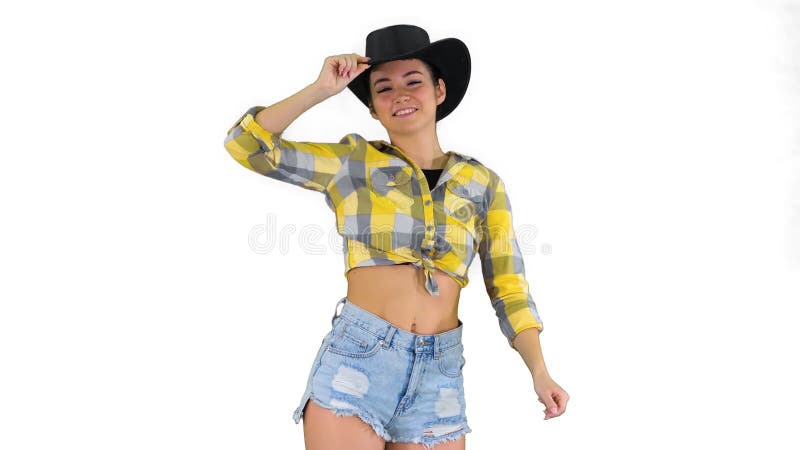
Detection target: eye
<box><xmin>377</xmin><ymin>80</ymin><xmax>423</xmax><ymax>94</ymax></box>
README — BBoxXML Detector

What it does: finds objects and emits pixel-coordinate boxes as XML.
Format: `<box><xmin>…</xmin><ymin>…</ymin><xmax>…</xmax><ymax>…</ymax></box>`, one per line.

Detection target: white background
<box><xmin>1</xmin><ymin>0</ymin><xmax>799</xmax><ymax>448</ymax></box>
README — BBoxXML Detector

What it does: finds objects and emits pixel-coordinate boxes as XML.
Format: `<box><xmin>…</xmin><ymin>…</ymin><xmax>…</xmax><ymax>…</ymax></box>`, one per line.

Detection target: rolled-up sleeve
<box><xmin>477</xmin><ymin>174</ymin><xmax>544</xmax><ymax>349</ymax></box>
<box><xmin>223</xmin><ymin>106</ymin><xmax>357</xmax><ymax>193</ymax></box>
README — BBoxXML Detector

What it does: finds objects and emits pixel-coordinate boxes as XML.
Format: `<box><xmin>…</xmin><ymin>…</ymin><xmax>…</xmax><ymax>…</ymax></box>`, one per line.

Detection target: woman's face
<box><xmin>368</xmin><ymin>58</ymin><xmax>446</xmax><ymax>134</ymax></box>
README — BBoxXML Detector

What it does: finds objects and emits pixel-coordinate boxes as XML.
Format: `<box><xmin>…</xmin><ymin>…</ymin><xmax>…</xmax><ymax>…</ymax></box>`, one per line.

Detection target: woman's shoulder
<box><xmin>448</xmin><ymin>150</ymin><xmax>503</xmax><ymax>186</ymax></box>
<box><xmin>338</xmin><ymin>132</ymin><xmax>370</xmax><ymax>145</ymax></box>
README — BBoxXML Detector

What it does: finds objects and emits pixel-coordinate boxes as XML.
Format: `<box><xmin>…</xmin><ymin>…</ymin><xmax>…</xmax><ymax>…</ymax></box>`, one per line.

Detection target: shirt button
<box><xmin>427</xmin><ymin>225</ymin><xmax>433</xmax><ymax>231</ymax></box>
<box><xmin>425</xmin><ymin>200</ymin><xmax>431</xmax><ymax>205</ymax></box>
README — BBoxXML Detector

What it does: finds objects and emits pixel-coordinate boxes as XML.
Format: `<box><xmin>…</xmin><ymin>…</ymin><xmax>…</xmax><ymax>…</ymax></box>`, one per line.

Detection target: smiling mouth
<box><xmin>393</xmin><ymin>108</ymin><xmax>418</xmax><ymax>117</ymax></box>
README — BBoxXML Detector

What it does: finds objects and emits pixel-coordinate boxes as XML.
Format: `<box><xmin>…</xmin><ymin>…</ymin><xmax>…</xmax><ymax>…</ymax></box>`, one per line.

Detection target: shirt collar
<box><xmin>373</xmin><ymin>139</ymin><xmax>475</xmax><ymax>163</ymax></box>
<box><xmin>372</xmin><ymin>140</ymin><xmax>478</xmax><ymax>188</ymax></box>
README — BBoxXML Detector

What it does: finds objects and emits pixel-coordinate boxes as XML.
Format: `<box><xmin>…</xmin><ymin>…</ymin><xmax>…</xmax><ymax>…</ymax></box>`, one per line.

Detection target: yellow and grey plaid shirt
<box><xmin>224</xmin><ymin>106</ymin><xmax>543</xmax><ymax>347</ymax></box>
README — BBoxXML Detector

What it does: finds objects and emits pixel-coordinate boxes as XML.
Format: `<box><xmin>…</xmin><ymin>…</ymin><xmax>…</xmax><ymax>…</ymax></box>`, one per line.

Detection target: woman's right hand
<box><xmin>313</xmin><ymin>53</ymin><xmax>372</xmax><ymax>98</ymax></box>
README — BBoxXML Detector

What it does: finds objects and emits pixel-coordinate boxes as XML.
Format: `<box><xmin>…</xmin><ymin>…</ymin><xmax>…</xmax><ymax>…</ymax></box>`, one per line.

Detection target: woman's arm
<box><xmin>515</xmin><ymin>327</ymin><xmax>569</xmax><ymax>420</ymax></box>
<box><xmin>253</xmin><ymin>82</ymin><xmax>330</xmax><ymax>135</ymax></box>
<box><xmin>512</xmin><ymin>327</ymin><xmax>548</xmax><ymax>377</ymax></box>
<box><xmin>477</xmin><ymin>173</ymin><xmax>569</xmax><ymax>419</ymax></box>
<box><xmin>477</xmin><ymin>174</ymin><xmax>544</xmax><ymax>349</ymax></box>
<box><xmin>223</xmin><ymin>54</ymin><xmax>372</xmax><ymax>193</ymax></box>
<box><xmin>255</xmin><ymin>53</ymin><xmax>371</xmax><ymax>134</ymax></box>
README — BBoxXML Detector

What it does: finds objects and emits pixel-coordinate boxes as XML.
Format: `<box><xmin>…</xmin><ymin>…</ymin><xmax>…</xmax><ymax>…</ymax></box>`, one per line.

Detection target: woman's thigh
<box><xmin>303</xmin><ymin>400</ymin><xmax>386</xmax><ymax>450</ymax></box>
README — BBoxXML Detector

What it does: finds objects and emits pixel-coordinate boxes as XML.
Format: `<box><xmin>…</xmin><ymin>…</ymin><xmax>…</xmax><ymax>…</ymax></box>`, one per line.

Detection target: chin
<box><xmin>383</xmin><ymin>113</ymin><xmax>433</xmax><ymax>130</ymax></box>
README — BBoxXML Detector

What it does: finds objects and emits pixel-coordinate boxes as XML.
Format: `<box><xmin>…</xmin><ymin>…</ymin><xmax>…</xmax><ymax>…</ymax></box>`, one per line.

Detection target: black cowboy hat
<box><xmin>347</xmin><ymin>24</ymin><xmax>471</xmax><ymax>122</ymax></box>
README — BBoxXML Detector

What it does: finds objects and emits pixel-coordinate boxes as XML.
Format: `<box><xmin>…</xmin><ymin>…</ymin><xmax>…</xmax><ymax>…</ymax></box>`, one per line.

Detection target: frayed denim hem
<box><xmin>390</xmin><ymin>422</ymin><xmax>472</xmax><ymax>449</ymax></box>
<box><xmin>292</xmin><ymin>394</ymin><xmax>393</xmax><ymax>442</ymax></box>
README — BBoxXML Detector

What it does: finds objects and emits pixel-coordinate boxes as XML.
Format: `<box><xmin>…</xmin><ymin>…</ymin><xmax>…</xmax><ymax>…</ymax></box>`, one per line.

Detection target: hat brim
<box><xmin>347</xmin><ymin>37</ymin><xmax>470</xmax><ymax>122</ymax></box>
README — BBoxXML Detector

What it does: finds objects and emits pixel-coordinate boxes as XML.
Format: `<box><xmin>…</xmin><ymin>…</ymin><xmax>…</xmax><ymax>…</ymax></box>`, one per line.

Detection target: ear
<box><xmin>435</xmin><ymin>78</ymin><xmax>446</xmax><ymax>106</ymax></box>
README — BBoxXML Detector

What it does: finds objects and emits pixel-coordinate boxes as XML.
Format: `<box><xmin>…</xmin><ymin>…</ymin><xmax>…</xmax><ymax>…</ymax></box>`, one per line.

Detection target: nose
<box><xmin>394</xmin><ymin>94</ymin><xmax>410</xmax><ymax>104</ymax></box>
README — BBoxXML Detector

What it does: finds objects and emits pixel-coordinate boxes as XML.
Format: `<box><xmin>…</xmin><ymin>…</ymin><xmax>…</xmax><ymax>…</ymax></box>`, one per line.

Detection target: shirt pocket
<box><xmin>368</xmin><ymin>165</ymin><xmax>416</xmax><ymax>212</ymax></box>
<box><xmin>444</xmin><ymin>179</ymin><xmax>482</xmax><ymax>240</ymax></box>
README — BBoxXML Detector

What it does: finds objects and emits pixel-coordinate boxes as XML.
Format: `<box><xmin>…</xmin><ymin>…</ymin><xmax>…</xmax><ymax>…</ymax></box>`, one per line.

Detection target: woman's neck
<box><xmin>388</xmin><ymin>129</ymin><xmax>447</xmax><ymax>170</ymax></box>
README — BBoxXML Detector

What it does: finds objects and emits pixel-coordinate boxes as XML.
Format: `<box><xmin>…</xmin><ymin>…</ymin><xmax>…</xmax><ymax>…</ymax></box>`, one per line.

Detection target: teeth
<box><xmin>394</xmin><ymin>108</ymin><xmax>416</xmax><ymax>116</ymax></box>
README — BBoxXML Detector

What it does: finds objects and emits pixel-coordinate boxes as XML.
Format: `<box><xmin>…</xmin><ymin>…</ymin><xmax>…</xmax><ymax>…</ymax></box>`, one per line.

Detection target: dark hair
<box><xmin>366</xmin><ymin>58</ymin><xmax>443</xmax><ymax>113</ymax></box>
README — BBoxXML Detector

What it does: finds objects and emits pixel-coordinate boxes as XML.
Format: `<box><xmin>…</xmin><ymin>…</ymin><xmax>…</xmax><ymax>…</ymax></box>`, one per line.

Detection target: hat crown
<box><xmin>365</xmin><ymin>24</ymin><xmax>431</xmax><ymax>59</ymax></box>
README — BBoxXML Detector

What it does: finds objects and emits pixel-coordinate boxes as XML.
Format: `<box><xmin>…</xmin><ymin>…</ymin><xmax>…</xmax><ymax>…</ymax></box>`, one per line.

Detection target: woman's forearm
<box><xmin>254</xmin><ymin>82</ymin><xmax>331</xmax><ymax>135</ymax></box>
<box><xmin>512</xmin><ymin>327</ymin><xmax>549</xmax><ymax>377</ymax></box>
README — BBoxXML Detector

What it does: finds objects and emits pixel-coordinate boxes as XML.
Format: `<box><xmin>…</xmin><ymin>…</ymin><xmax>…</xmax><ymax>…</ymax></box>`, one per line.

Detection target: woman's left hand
<box><xmin>533</xmin><ymin>372</ymin><xmax>569</xmax><ymax>420</ymax></box>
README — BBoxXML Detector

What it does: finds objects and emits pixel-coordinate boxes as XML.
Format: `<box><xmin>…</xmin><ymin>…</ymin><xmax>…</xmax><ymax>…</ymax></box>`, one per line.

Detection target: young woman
<box><xmin>224</xmin><ymin>24</ymin><xmax>569</xmax><ymax>450</ymax></box>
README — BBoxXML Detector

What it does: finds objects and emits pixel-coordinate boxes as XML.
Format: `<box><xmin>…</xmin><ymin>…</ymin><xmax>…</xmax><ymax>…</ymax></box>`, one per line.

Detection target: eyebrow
<box><xmin>373</xmin><ymin>70</ymin><xmax>424</xmax><ymax>87</ymax></box>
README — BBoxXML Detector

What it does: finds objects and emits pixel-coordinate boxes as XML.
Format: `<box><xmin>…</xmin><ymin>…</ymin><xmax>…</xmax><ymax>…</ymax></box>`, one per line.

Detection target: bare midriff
<box><xmin>345</xmin><ymin>264</ymin><xmax>462</xmax><ymax>335</ymax></box>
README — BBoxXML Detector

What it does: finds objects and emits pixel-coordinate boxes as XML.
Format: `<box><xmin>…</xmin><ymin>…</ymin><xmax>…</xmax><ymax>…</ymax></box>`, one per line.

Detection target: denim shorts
<box><xmin>293</xmin><ymin>296</ymin><xmax>472</xmax><ymax>448</ymax></box>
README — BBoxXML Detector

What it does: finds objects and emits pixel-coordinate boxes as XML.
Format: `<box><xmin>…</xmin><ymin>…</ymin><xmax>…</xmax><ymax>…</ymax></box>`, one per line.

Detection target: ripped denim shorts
<box><xmin>293</xmin><ymin>296</ymin><xmax>471</xmax><ymax>449</ymax></box>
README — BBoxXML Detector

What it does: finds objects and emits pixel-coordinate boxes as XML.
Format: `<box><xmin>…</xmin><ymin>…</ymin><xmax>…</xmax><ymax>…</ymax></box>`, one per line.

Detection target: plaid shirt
<box><xmin>224</xmin><ymin>106</ymin><xmax>543</xmax><ymax>347</ymax></box>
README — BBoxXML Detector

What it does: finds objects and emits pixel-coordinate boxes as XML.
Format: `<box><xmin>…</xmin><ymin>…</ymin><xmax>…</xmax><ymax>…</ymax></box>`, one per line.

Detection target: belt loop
<box><xmin>434</xmin><ymin>335</ymin><xmax>440</xmax><ymax>359</ymax></box>
<box><xmin>383</xmin><ymin>326</ymin><xmax>397</xmax><ymax>349</ymax></box>
<box><xmin>331</xmin><ymin>297</ymin><xmax>346</xmax><ymax>327</ymax></box>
